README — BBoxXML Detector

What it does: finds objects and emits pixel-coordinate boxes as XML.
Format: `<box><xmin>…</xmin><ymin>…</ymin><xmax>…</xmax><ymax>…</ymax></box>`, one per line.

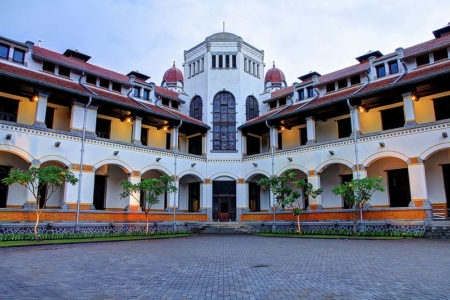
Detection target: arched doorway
<box><xmin>213</xmin><ymin>176</ymin><xmax>236</xmax><ymax>221</ymax></box>
<box><xmin>40</xmin><ymin>160</ymin><xmax>68</xmax><ymax>209</ymax></box>
<box><xmin>0</xmin><ymin>151</ymin><xmax>29</xmax><ymax>208</ymax></box>
<box><xmin>282</xmin><ymin>169</ymin><xmax>308</xmax><ymax>209</ymax></box>
<box><xmin>319</xmin><ymin>163</ymin><xmax>353</xmax><ymax>209</ymax></box>
<box><xmin>424</xmin><ymin>148</ymin><xmax>450</xmax><ymax>217</ymax></box>
<box><xmin>141</xmin><ymin>169</ymin><xmax>170</xmax><ymax>211</ymax></box>
<box><xmin>367</xmin><ymin>157</ymin><xmax>410</xmax><ymax>207</ymax></box>
<box><xmin>178</xmin><ymin>174</ymin><xmax>203</xmax><ymax>212</ymax></box>
<box><xmin>246</xmin><ymin>173</ymin><xmax>270</xmax><ymax>212</ymax></box>
<box><xmin>94</xmin><ymin>164</ymin><xmax>128</xmax><ymax>210</ymax></box>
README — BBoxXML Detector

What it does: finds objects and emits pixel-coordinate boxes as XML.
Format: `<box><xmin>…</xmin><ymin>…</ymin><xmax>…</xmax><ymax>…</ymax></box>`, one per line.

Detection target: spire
<box><xmin>173</xmin><ymin>61</ymin><xmax>176</xmax><ymax>68</ymax></box>
<box><xmin>273</xmin><ymin>61</ymin><xmax>275</xmax><ymax>68</ymax></box>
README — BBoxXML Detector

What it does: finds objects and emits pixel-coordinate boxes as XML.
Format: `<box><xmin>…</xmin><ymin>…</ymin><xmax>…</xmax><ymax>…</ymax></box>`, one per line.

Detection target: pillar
<box><xmin>269</xmin><ymin>127</ymin><xmax>278</xmax><ymax>150</ymax></box>
<box><xmin>236</xmin><ymin>178</ymin><xmax>249</xmax><ymax>221</ymax></box>
<box><xmin>350</xmin><ymin>106</ymin><xmax>361</xmax><ymax>135</ymax></box>
<box><xmin>307</xmin><ymin>171</ymin><xmax>323</xmax><ymax>210</ymax></box>
<box><xmin>167</xmin><ymin>179</ymin><xmax>180</xmax><ymax>212</ymax></box>
<box><xmin>23</xmin><ymin>161</ymin><xmax>40</xmax><ymax>209</ymax></box>
<box><xmin>352</xmin><ymin>165</ymin><xmax>367</xmax><ymax>180</ymax></box>
<box><xmin>402</xmin><ymin>92</ymin><xmax>417</xmax><ymax>126</ymax></box>
<box><xmin>306</xmin><ymin>116</ymin><xmax>316</xmax><ymax>145</ymax></box>
<box><xmin>407</xmin><ymin>158</ymin><xmax>431</xmax><ymax>208</ymax></box>
<box><xmin>125</xmin><ymin>172</ymin><xmax>141</xmax><ymax>211</ymax></box>
<box><xmin>170</xmin><ymin>128</ymin><xmax>179</xmax><ymax>151</ymax></box>
<box><xmin>132</xmin><ymin>116</ymin><xmax>142</xmax><ymax>145</ymax></box>
<box><xmin>63</xmin><ymin>164</ymin><xmax>95</xmax><ymax>210</ymax></box>
<box><xmin>200</xmin><ymin>179</ymin><xmax>212</xmax><ymax>221</ymax></box>
<box><xmin>70</xmin><ymin>101</ymin><xmax>98</xmax><ymax>138</ymax></box>
<box><xmin>241</xmin><ymin>135</ymin><xmax>247</xmax><ymax>156</ymax></box>
<box><xmin>201</xmin><ymin>134</ymin><xmax>206</xmax><ymax>155</ymax></box>
<box><xmin>33</xmin><ymin>90</ymin><xmax>51</xmax><ymax>128</ymax></box>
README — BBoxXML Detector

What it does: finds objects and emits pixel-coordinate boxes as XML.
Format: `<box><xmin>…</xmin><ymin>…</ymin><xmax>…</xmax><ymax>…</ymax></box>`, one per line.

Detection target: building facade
<box><xmin>0</xmin><ymin>24</ymin><xmax>449</xmax><ymax>230</ymax></box>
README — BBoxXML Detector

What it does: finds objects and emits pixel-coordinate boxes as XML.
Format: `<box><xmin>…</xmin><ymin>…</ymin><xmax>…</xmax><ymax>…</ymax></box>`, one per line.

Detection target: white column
<box><xmin>125</xmin><ymin>174</ymin><xmax>141</xmax><ymax>211</ymax></box>
<box><xmin>201</xmin><ymin>134</ymin><xmax>206</xmax><ymax>155</ymax></box>
<box><xmin>23</xmin><ymin>161</ymin><xmax>40</xmax><ymax>209</ymax></box>
<box><xmin>306</xmin><ymin>116</ymin><xmax>316</xmax><ymax>144</ymax></box>
<box><xmin>350</xmin><ymin>107</ymin><xmax>361</xmax><ymax>135</ymax></box>
<box><xmin>269</xmin><ymin>127</ymin><xmax>278</xmax><ymax>150</ymax></box>
<box><xmin>242</xmin><ymin>135</ymin><xmax>247</xmax><ymax>155</ymax></box>
<box><xmin>132</xmin><ymin>116</ymin><xmax>142</xmax><ymax>145</ymax></box>
<box><xmin>70</xmin><ymin>101</ymin><xmax>98</xmax><ymax>137</ymax></box>
<box><xmin>170</xmin><ymin>128</ymin><xmax>179</xmax><ymax>151</ymax></box>
<box><xmin>407</xmin><ymin>159</ymin><xmax>430</xmax><ymax>208</ymax></box>
<box><xmin>353</xmin><ymin>165</ymin><xmax>367</xmax><ymax>180</ymax></box>
<box><xmin>200</xmin><ymin>180</ymin><xmax>212</xmax><ymax>220</ymax></box>
<box><xmin>33</xmin><ymin>90</ymin><xmax>51</xmax><ymax>128</ymax></box>
<box><xmin>307</xmin><ymin>172</ymin><xmax>322</xmax><ymax>210</ymax></box>
<box><xmin>236</xmin><ymin>179</ymin><xmax>248</xmax><ymax>221</ymax></box>
<box><xmin>402</xmin><ymin>92</ymin><xmax>417</xmax><ymax>126</ymax></box>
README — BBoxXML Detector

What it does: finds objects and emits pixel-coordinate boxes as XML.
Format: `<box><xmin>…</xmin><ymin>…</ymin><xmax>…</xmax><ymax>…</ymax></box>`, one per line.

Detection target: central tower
<box><xmin>183</xmin><ymin>32</ymin><xmax>264</xmax><ymax>159</ymax></box>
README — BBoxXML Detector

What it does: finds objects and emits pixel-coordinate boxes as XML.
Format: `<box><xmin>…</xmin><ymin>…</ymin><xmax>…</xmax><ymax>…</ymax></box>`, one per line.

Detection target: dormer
<box><xmin>298</xmin><ymin>71</ymin><xmax>321</xmax><ymax>82</ymax></box>
<box><xmin>63</xmin><ymin>49</ymin><xmax>91</xmax><ymax>62</ymax></box>
<box><xmin>355</xmin><ymin>50</ymin><xmax>383</xmax><ymax>64</ymax></box>
<box><xmin>433</xmin><ymin>22</ymin><xmax>450</xmax><ymax>39</ymax></box>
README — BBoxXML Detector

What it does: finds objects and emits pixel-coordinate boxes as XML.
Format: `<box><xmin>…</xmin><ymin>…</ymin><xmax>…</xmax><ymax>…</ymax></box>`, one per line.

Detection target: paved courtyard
<box><xmin>0</xmin><ymin>235</ymin><xmax>449</xmax><ymax>299</ymax></box>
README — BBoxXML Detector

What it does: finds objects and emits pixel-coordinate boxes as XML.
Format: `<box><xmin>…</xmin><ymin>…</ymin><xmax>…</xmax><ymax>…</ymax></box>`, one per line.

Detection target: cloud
<box><xmin>1</xmin><ymin>0</ymin><xmax>449</xmax><ymax>86</ymax></box>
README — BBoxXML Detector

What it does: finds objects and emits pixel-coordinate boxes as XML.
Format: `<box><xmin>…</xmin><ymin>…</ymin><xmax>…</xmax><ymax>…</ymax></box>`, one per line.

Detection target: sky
<box><xmin>1</xmin><ymin>0</ymin><xmax>449</xmax><ymax>85</ymax></box>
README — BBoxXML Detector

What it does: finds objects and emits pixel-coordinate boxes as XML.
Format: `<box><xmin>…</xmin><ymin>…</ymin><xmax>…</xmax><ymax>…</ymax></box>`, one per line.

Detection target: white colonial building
<box><xmin>0</xmin><ymin>23</ymin><xmax>449</xmax><ymax>226</ymax></box>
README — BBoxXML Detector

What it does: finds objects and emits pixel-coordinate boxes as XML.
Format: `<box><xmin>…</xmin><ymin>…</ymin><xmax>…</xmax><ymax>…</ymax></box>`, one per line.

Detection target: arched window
<box><xmin>213</xmin><ymin>92</ymin><xmax>236</xmax><ymax>150</ymax></box>
<box><xmin>246</xmin><ymin>96</ymin><xmax>259</xmax><ymax>121</ymax></box>
<box><xmin>189</xmin><ymin>96</ymin><xmax>202</xmax><ymax>121</ymax></box>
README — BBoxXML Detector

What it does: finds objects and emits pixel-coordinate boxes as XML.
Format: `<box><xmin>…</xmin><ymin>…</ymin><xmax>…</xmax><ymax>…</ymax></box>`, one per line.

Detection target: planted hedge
<box><xmin>0</xmin><ymin>230</ymin><xmax>193</xmax><ymax>241</ymax></box>
<box><xmin>255</xmin><ymin>229</ymin><xmax>423</xmax><ymax>238</ymax></box>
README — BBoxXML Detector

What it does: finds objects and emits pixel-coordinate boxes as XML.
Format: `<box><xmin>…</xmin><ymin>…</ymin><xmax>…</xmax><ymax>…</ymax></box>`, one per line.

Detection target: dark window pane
<box><xmin>188</xmin><ymin>135</ymin><xmax>202</xmax><ymax>155</ymax></box>
<box><xmin>376</xmin><ymin>64</ymin><xmax>386</xmax><ymax>78</ymax></box>
<box><xmin>100</xmin><ymin>78</ymin><xmax>109</xmax><ymax>88</ymax></box>
<box><xmin>0</xmin><ymin>97</ymin><xmax>18</xmax><ymax>122</ymax></box>
<box><xmin>12</xmin><ymin>49</ymin><xmax>24</xmax><ymax>63</ymax></box>
<box><xmin>246</xmin><ymin>96</ymin><xmax>259</xmax><ymax>121</ymax></box>
<box><xmin>337</xmin><ymin>117</ymin><xmax>352</xmax><ymax>138</ymax></box>
<box><xmin>307</xmin><ymin>86</ymin><xmax>314</xmax><ymax>97</ymax></box>
<box><xmin>212</xmin><ymin>91</ymin><xmax>236</xmax><ymax>150</ymax></box>
<box><xmin>43</xmin><ymin>61</ymin><xmax>55</xmax><ymax>73</ymax></box>
<box><xmin>433</xmin><ymin>48</ymin><xmax>448</xmax><ymax>61</ymax></box>
<box><xmin>162</xmin><ymin>98</ymin><xmax>169</xmax><ymax>106</ymax></box>
<box><xmin>96</xmin><ymin>118</ymin><xmax>111</xmax><ymax>139</ymax></box>
<box><xmin>225</xmin><ymin>55</ymin><xmax>229</xmax><ymax>68</ymax></box>
<box><xmin>433</xmin><ymin>96</ymin><xmax>450</xmax><ymax>121</ymax></box>
<box><xmin>45</xmin><ymin>106</ymin><xmax>54</xmax><ymax>129</ymax></box>
<box><xmin>232</xmin><ymin>55</ymin><xmax>236</xmax><ymax>68</ymax></box>
<box><xmin>172</xmin><ymin>101</ymin><xmax>179</xmax><ymax>109</ymax></box>
<box><xmin>416</xmin><ymin>54</ymin><xmax>430</xmax><ymax>66</ymax></box>
<box><xmin>388</xmin><ymin>60</ymin><xmax>399</xmax><ymax>74</ymax></box>
<box><xmin>143</xmin><ymin>89</ymin><xmax>149</xmax><ymax>100</ymax></box>
<box><xmin>133</xmin><ymin>87</ymin><xmax>140</xmax><ymax>97</ymax></box>
<box><xmin>338</xmin><ymin>79</ymin><xmax>347</xmax><ymax>89</ymax></box>
<box><xmin>141</xmin><ymin>127</ymin><xmax>148</xmax><ymax>146</ymax></box>
<box><xmin>112</xmin><ymin>82</ymin><xmax>121</xmax><ymax>92</ymax></box>
<box><xmin>381</xmin><ymin>106</ymin><xmax>405</xmax><ymax>130</ymax></box>
<box><xmin>350</xmin><ymin>75</ymin><xmax>360</xmax><ymax>85</ymax></box>
<box><xmin>269</xmin><ymin>101</ymin><xmax>277</xmax><ymax>109</ymax></box>
<box><xmin>86</xmin><ymin>74</ymin><xmax>97</xmax><ymax>85</ymax></box>
<box><xmin>278</xmin><ymin>132</ymin><xmax>283</xmax><ymax>150</ymax></box>
<box><xmin>58</xmin><ymin>65</ymin><xmax>70</xmax><ymax>77</ymax></box>
<box><xmin>218</xmin><ymin>55</ymin><xmax>223</xmax><ymax>68</ymax></box>
<box><xmin>279</xmin><ymin>98</ymin><xmax>286</xmax><ymax>106</ymax></box>
<box><xmin>0</xmin><ymin>44</ymin><xmax>9</xmax><ymax>59</ymax></box>
<box><xmin>326</xmin><ymin>83</ymin><xmax>335</xmax><ymax>92</ymax></box>
<box><xmin>298</xmin><ymin>89</ymin><xmax>305</xmax><ymax>100</ymax></box>
<box><xmin>212</xmin><ymin>55</ymin><xmax>216</xmax><ymax>68</ymax></box>
<box><xmin>300</xmin><ymin>127</ymin><xmax>307</xmax><ymax>146</ymax></box>
<box><xmin>166</xmin><ymin>132</ymin><xmax>171</xmax><ymax>150</ymax></box>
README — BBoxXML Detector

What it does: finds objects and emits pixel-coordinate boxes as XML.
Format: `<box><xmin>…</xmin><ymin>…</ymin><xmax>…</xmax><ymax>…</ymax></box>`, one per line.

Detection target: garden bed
<box><xmin>254</xmin><ymin>229</ymin><xmax>423</xmax><ymax>239</ymax></box>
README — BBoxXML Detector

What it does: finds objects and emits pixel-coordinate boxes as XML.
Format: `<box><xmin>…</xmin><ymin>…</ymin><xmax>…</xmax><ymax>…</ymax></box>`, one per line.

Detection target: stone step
<box><xmin>199</xmin><ymin>222</ymin><xmax>251</xmax><ymax>234</ymax></box>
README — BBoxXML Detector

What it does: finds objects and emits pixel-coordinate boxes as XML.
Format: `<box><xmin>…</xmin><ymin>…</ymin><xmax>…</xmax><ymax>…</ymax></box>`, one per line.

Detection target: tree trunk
<box><xmin>145</xmin><ymin>213</ymin><xmax>149</xmax><ymax>235</ymax></box>
<box><xmin>34</xmin><ymin>210</ymin><xmax>40</xmax><ymax>239</ymax></box>
<box><xmin>296</xmin><ymin>215</ymin><xmax>301</xmax><ymax>235</ymax></box>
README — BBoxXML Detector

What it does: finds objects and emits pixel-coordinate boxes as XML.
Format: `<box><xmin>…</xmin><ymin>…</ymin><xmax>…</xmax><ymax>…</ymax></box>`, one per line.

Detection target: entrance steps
<box><xmin>199</xmin><ymin>222</ymin><xmax>251</xmax><ymax>234</ymax></box>
<box><xmin>424</xmin><ymin>221</ymin><xmax>450</xmax><ymax>239</ymax></box>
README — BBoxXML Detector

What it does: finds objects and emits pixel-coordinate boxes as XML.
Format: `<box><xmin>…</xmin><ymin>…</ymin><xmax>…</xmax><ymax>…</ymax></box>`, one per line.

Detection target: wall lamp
<box><xmin>287</xmin><ymin>157</ymin><xmax>293</xmax><ymax>162</ymax></box>
<box><xmin>191</xmin><ymin>163</ymin><xmax>196</xmax><ymax>167</ymax></box>
<box><xmin>5</xmin><ymin>134</ymin><xmax>12</xmax><ymax>140</ymax></box>
<box><xmin>442</xmin><ymin>132</ymin><xmax>448</xmax><ymax>138</ymax></box>
<box><xmin>329</xmin><ymin>150</ymin><xmax>334</xmax><ymax>155</ymax></box>
<box><xmin>252</xmin><ymin>162</ymin><xmax>258</xmax><ymax>167</ymax></box>
<box><xmin>54</xmin><ymin>142</ymin><xmax>61</xmax><ymax>148</ymax></box>
<box><xmin>156</xmin><ymin>157</ymin><xmax>161</xmax><ymax>162</ymax></box>
<box><xmin>379</xmin><ymin>142</ymin><xmax>385</xmax><ymax>147</ymax></box>
<box><xmin>30</xmin><ymin>95</ymin><xmax>39</xmax><ymax>102</ymax></box>
<box><xmin>113</xmin><ymin>151</ymin><xmax>119</xmax><ymax>156</ymax></box>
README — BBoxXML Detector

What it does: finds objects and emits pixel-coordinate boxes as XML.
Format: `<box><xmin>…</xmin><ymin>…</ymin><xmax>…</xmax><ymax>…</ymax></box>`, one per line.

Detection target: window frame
<box><xmin>0</xmin><ymin>43</ymin><xmax>10</xmax><ymax>60</ymax></box>
<box><xmin>212</xmin><ymin>92</ymin><xmax>236</xmax><ymax>151</ymax></box>
<box><xmin>376</xmin><ymin>64</ymin><xmax>386</xmax><ymax>78</ymax></box>
<box><xmin>246</xmin><ymin>96</ymin><xmax>259</xmax><ymax>121</ymax></box>
<box><xmin>416</xmin><ymin>54</ymin><xmax>430</xmax><ymax>67</ymax></box>
<box><xmin>42</xmin><ymin>61</ymin><xmax>56</xmax><ymax>73</ymax></box>
<box><xmin>189</xmin><ymin>96</ymin><xmax>202</xmax><ymax>121</ymax></box>
<box><xmin>388</xmin><ymin>60</ymin><xmax>399</xmax><ymax>74</ymax></box>
<box><xmin>350</xmin><ymin>75</ymin><xmax>361</xmax><ymax>86</ymax></box>
<box><xmin>58</xmin><ymin>65</ymin><xmax>70</xmax><ymax>77</ymax></box>
<box><xmin>12</xmin><ymin>48</ymin><xmax>25</xmax><ymax>64</ymax></box>
<box><xmin>433</xmin><ymin>48</ymin><xmax>448</xmax><ymax>62</ymax></box>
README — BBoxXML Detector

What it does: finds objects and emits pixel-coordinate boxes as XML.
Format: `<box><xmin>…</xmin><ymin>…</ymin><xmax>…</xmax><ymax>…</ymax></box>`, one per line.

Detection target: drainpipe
<box><xmin>75</xmin><ymin>73</ymin><xmax>97</xmax><ymax>232</ymax></box>
<box><xmin>155</xmin><ymin>97</ymin><xmax>183</xmax><ymax>231</ymax></box>
<box><xmin>390</xmin><ymin>59</ymin><xmax>408</xmax><ymax>86</ymax></box>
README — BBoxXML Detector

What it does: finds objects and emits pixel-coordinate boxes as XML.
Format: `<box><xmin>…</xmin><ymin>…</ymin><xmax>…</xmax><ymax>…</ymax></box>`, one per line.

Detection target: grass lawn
<box><xmin>0</xmin><ymin>233</ymin><xmax>196</xmax><ymax>247</ymax></box>
<box><xmin>255</xmin><ymin>233</ymin><xmax>414</xmax><ymax>239</ymax></box>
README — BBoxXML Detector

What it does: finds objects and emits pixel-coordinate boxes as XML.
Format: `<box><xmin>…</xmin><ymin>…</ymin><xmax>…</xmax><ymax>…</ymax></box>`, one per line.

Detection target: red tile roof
<box><xmin>271</xmin><ymin>86</ymin><xmax>294</xmax><ymax>99</ymax></box>
<box><xmin>244</xmin><ymin>107</ymin><xmax>285</xmax><ymax>126</ymax></box>
<box><xmin>317</xmin><ymin>62</ymin><xmax>369</xmax><ymax>85</ymax></box>
<box><xmin>154</xmin><ymin>85</ymin><xmax>179</xmax><ymax>100</ymax></box>
<box><xmin>33</xmin><ymin>47</ymin><xmax>130</xmax><ymax>84</ymax></box>
<box><xmin>0</xmin><ymin>62</ymin><xmax>206</xmax><ymax>127</ymax></box>
<box><xmin>403</xmin><ymin>34</ymin><xmax>450</xmax><ymax>58</ymax></box>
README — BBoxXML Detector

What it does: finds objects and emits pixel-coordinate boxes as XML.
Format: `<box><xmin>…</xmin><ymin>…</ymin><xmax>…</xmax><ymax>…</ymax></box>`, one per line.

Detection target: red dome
<box><xmin>162</xmin><ymin>62</ymin><xmax>183</xmax><ymax>83</ymax></box>
<box><xmin>265</xmin><ymin>62</ymin><xmax>285</xmax><ymax>83</ymax></box>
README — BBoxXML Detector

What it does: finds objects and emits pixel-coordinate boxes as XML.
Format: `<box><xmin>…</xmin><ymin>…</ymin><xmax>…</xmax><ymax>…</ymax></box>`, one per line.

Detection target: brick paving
<box><xmin>0</xmin><ymin>235</ymin><xmax>449</xmax><ymax>299</ymax></box>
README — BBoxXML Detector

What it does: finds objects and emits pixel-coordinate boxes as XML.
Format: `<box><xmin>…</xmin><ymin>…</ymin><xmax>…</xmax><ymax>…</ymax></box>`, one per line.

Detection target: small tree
<box><xmin>332</xmin><ymin>176</ymin><xmax>384</xmax><ymax>235</ymax></box>
<box><xmin>280</xmin><ymin>179</ymin><xmax>322</xmax><ymax>234</ymax></box>
<box><xmin>2</xmin><ymin>166</ymin><xmax>78</xmax><ymax>239</ymax></box>
<box><xmin>257</xmin><ymin>171</ymin><xmax>297</xmax><ymax>231</ymax></box>
<box><xmin>120</xmin><ymin>174</ymin><xmax>177</xmax><ymax>235</ymax></box>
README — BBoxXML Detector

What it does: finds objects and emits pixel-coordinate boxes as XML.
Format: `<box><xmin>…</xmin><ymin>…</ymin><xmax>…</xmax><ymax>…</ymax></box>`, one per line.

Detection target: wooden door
<box><xmin>388</xmin><ymin>169</ymin><xmax>411</xmax><ymax>207</ymax></box>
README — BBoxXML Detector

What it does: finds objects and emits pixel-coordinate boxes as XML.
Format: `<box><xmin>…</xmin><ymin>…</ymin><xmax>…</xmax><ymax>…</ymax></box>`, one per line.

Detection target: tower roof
<box><xmin>162</xmin><ymin>62</ymin><xmax>183</xmax><ymax>83</ymax></box>
<box><xmin>265</xmin><ymin>62</ymin><xmax>285</xmax><ymax>83</ymax></box>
